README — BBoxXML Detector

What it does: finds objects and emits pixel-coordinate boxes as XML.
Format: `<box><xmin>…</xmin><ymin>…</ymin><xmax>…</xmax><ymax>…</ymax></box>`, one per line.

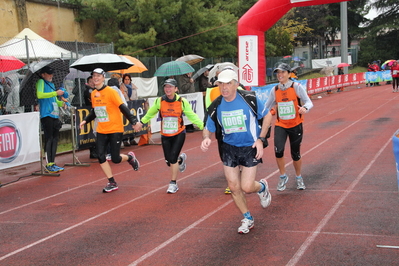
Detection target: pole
<box><xmin>64</xmin><ymin>107</ymin><xmax>90</xmax><ymax>167</ymax></box>
<box><xmin>340</xmin><ymin>2</ymin><xmax>349</xmax><ymax>74</ymax></box>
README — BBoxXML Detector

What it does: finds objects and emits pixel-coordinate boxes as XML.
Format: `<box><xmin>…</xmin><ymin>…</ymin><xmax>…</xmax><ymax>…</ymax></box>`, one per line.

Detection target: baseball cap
<box><xmin>216</xmin><ymin>69</ymin><xmax>238</xmax><ymax>83</ymax></box>
<box><xmin>92</xmin><ymin>68</ymin><xmax>106</xmax><ymax>76</ymax></box>
<box><xmin>163</xmin><ymin>78</ymin><xmax>177</xmax><ymax>87</ymax></box>
<box><xmin>41</xmin><ymin>66</ymin><xmax>54</xmax><ymax>74</ymax></box>
<box><xmin>273</xmin><ymin>63</ymin><xmax>291</xmax><ymax>73</ymax></box>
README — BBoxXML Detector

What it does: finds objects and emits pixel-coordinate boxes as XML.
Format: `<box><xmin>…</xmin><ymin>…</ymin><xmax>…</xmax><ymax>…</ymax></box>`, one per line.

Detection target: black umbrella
<box><xmin>70</xmin><ymin>53</ymin><xmax>134</xmax><ymax>72</ymax></box>
<box><xmin>19</xmin><ymin>59</ymin><xmax>69</xmax><ymax>106</ymax></box>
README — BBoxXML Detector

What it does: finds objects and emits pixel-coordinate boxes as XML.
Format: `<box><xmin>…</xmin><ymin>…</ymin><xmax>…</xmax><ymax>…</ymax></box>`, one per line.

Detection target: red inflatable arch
<box><xmin>238</xmin><ymin>0</ymin><xmax>350</xmax><ymax>87</ymax></box>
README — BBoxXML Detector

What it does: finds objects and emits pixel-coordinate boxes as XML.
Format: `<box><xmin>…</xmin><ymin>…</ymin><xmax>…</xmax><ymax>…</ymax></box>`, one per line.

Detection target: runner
<box><xmin>79</xmin><ymin>68</ymin><xmax>140</xmax><ymax>193</ymax></box>
<box><xmin>265</xmin><ymin>63</ymin><xmax>313</xmax><ymax>191</ymax></box>
<box><xmin>134</xmin><ymin>78</ymin><xmax>204</xmax><ymax>193</ymax></box>
<box><xmin>201</xmin><ymin>69</ymin><xmax>272</xmax><ymax>234</ymax></box>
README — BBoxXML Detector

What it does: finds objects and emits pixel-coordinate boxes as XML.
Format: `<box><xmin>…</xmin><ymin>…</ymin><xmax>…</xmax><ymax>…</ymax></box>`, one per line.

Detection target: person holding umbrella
<box><xmin>36</xmin><ymin>66</ymin><xmax>66</xmax><ymax>173</ymax></box>
<box><xmin>79</xmin><ymin>68</ymin><xmax>140</xmax><ymax>193</ymax></box>
<box><xmin>133</xmin><ymin>78</ymin><xmax>204</xmax><ymax>194</ymax></box>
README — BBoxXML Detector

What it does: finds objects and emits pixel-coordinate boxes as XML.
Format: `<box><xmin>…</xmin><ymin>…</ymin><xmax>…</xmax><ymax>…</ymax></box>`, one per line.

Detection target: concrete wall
<box><xmin>0</xmin><ymin>0</ymin><xmax>95</xmax><ymax>42</ymax></box>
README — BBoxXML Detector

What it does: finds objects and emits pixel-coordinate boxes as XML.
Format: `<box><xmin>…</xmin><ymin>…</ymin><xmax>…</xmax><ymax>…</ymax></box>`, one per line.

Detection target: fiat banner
<box><xmin>0</xmin><ymin>112</ymin><xmax>40</xmax><ymax>170</ymax></box>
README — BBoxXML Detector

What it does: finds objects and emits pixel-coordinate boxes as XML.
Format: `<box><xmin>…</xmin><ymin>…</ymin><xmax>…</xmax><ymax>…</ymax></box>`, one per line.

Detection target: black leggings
<box><xmin>392</xmin><ymin>77</ymin><xmax>399</xmax><ymax>90</ymax></box>
<box><xmin>161</xmin><ymin>132</ymin><xmax>186</xmax><ymax>166</ymax></box>
<box><xmin>274</xmin><ymin>124</ymin><xmax>303</xmax><ymax>161</ymax></box>
<box><xmin>96</xmin><ymin>132</ymin><xmax>123</xmax><ymax>164</ymax></box>
<box><xmin>41</xmin><ymin>117</ymin><xmax>61</xmax><ymax>164</ymax></box>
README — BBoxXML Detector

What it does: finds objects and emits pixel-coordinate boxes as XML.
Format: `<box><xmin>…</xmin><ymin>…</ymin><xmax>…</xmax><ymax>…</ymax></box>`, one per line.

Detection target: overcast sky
<box><xmin>365</xmin><ymin>8</ymin><xmax>378</xmax><ymax>19</ymax></box>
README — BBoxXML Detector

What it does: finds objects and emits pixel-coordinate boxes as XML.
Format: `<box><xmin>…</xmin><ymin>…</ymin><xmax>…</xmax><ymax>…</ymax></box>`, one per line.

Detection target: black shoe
<box><xmin>123</xmin><ymin>140</ymin><xmax>131</xmax><ymax>147</ymax></box>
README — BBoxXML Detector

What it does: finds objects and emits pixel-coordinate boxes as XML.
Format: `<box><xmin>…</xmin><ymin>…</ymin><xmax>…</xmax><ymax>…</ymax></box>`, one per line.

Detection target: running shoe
<box><xmin>277</xmin><ymin>175</ymin><xmax>289</xmax><ymax>191</ymax></box>
<box><xmin>224</xmin><ymin>187</ymin><xmax>231</xmax><ymax>194</ymax></box>
<box><xmin>53</xmin><ymin>165</ymin><xmax>64</xmax><ymax>172</ymax></box>
<box><xmin>258</xmin><ymin>179</ymin><xmax>271</xmax><ymax>208</ymax></box>
<box><xmin>238</xmin><ymin>218</ymin><xmax>254</xmax><ymax>234</ymax></box>
<box><xmin>178</xmin><ymin>153</ymin><xmax>187</xmax><ymax>172</ymax></box>
<box><xmin>296</xmin><ymin>177</ymin><xmax>306</xmax><ymax>190</ymax></box>
<box><xmin>45</xmin><ymin>164</ymin><xmax>59</xmax><ymax>173</ymax></box>
<box><xmin>103</xmin><ymin>182</ymin><xmax>118</xmax><ymax>193</ymax></box>
<box><xmin>106</xmin><ymin>154</ymin><xmax>111</xmax><ymax>161</ymax></box>
<box><xmin>128</xmin><ymin>151</ymin><xmax>140</xmax><ymax>171</ymax></box>
<box><xmin>167</xmin><ymin>183</ymin><xmax>179</xmax><ymax>194</ymax></box>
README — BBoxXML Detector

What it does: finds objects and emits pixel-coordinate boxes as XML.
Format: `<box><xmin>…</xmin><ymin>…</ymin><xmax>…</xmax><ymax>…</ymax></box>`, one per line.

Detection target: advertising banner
<box><xmin>0</xmin><ymin>112</ymin><xmax>40</xmax><ymax>170</ymax></box>
<box><xmin>148</xmin><ymin>92</ymin><xmax>205</xmax><ymax>133</ymax></box>
<box><xmin>239</xmin><ymin>35</ymin><xmax>258</xmax><ymax>87</ymax></box>
<box><xmin>75</xmin><ymin>99</ymin><xmax>147</xmax><ymax>150</ymax></box>
<box><xmin>307</xmin><ymin>73</ymin><xmax>367</xmax><ymax>95</ymax></box>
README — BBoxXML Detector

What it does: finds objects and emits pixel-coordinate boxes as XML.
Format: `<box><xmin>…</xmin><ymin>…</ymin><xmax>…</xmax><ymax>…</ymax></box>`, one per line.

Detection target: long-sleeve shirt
<box><xmin>36</xmin><ymin>79</ymin><xmax>63</xmax><ymax>119</ymax></box>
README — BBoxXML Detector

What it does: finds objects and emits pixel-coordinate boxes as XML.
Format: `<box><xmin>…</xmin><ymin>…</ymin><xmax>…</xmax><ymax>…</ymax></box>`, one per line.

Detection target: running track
<box><xmin>1</xmin><ymin>83</ymin><xmax>399</xmax><ymax>265</ymax></box>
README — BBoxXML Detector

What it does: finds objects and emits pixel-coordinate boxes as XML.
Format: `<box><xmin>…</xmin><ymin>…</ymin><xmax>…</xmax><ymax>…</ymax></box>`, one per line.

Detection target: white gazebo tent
<box><xmin>0</xmin><ymin>28</ymin><xmax>75</xmax><ymax>61</ymax></box>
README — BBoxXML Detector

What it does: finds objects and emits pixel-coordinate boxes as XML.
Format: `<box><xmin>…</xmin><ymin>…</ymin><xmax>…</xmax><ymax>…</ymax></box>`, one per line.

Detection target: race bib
<box><xmin>51</xmin><ymin>102</ymin><xmax>59</xmax><ymax>116</ymax></box>
<box><xmin>277</xmin><ymin>101</ymin><xmax>296</xmax><ymax>120</ymax></box>
<box><xmin>221</xmin><ymin>109</ymin><xmax>246</xmax><ymax>134</ymax></box>
<box><xmin>394</xmin><ymin>70</ymin><xmax>397</xmax><ymax>75</ymax></box>
<box><xmin>162</xmin><ymin>117</ymin><xmax>178</xmax><ymax>134</ymax></box>
<box><xmin>94</xmin><ymin>106</ymin><xmax>109</xmax><ymax>122</ymax></box>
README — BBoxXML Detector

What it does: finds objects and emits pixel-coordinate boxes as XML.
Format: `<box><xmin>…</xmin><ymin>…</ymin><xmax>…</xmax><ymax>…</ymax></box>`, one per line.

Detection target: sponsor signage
<box><xmin>239</xmin><ymin>35</ymin><xmax>258</xmax><ymax>86</ymax></box>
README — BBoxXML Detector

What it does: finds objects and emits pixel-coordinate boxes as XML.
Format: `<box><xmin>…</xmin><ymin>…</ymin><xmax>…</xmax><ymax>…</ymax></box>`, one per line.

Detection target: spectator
<box><xmin>391</xmin><ymin>61</ymin><xmax>399</xmax><ymax>92</ymax></box>
<box><xmin>36</xmin><ymin>66</ymin><xmax>66</xmax><ymax>173</ymax></box>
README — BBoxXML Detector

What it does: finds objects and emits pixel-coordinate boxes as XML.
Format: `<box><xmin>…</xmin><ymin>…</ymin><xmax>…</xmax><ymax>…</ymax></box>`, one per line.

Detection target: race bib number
<box><xmin>51</xmin><ymin>102</ymin><xmax>59</xmax><ymax>116</ymax></box>
<box><xmin>277</xmin><ymin>101</ymin><xmax>296</xmax><ymax>120</ymax></box>
<box><xmin>394</xmin><ymin>70</ymin><xmax>398</xmax><ymax>75</ymax></box>
<box><xmin>162</xmin><ymin>117</ymin><xmax>178</xmax><ymax>134</ymax></box>
<box><xmin>94</xmin><ymin>106</ymin><xmax>109</xmax><ymax>122</ymax></box>
<box><xmin>221</xmin><ymin>109</ymin><xmax>246</xmax><ymax>134</ymax></box>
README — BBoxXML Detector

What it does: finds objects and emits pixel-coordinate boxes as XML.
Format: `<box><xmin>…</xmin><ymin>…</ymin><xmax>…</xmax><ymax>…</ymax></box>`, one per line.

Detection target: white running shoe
<box><xmin>277</xmin><ymin>175</ymin><xmax>289</xmax><ymax>191</ymax></box>
<box><xmin>178</xmin><ymin>153</ymin><xmax>187</xmax><ymax>172</ymax></box>
<box><xmin>238</xmin><ymin>218</ymin><xmax>254</xmax><ymax>234</ymax></box>
<box><xmin>167</xmin><ymin>183</ymin><xmax>179</xmax><ymax>194</ymax></box>
<box><xmin>296</xmin><ymin>177</ymin><xmax>306</xmax><ymax>190</ymax></box>
<box><xmin>258</xmin><ymin>179</ymin><xmax>272</xmax><ymax>208</ymax></box>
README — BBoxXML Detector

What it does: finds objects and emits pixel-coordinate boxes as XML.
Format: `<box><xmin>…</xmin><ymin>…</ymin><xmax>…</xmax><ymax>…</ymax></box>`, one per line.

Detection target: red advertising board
<box><xmin>307</xmin><ymin>73</ymin><xmax>366</xmax><ymax>95</ymax></box>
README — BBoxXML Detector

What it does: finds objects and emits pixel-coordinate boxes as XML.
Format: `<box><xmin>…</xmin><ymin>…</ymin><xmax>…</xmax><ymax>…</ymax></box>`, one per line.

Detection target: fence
<box><xmin>0</xmin><ymin>31</ymin><xmax>354</xmax><ymax>116</ymax></box>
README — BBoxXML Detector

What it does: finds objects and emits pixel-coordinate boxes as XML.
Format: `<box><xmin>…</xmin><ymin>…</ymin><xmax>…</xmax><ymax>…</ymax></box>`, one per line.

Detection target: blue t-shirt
<box><xmin>205</xmin><ymin>94</ymin><xmax>268</xmax><ymax>147</ymax></box>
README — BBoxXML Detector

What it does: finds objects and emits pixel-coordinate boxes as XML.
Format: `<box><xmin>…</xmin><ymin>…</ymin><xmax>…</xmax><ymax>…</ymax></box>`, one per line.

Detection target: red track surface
<box><xmin>1</xmin><ymin>84</ymin><xmax>399</xmax><ymax>266</ymax></box>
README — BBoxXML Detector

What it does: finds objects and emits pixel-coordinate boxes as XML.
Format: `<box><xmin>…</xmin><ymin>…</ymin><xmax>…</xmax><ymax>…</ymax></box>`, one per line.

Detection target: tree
<box><xmin>357</xmin><ymin>0</ymin><xmax>399</xmax><ymax>66</ymax></box>
<box><xmin>69</xmin><ymin>0</ymin><xmax>258</xmax><ymax>58</ymax></box>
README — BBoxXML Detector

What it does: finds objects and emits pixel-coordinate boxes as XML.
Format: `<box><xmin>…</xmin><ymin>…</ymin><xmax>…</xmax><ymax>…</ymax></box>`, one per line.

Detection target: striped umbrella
<box><xmin>154</xmin><ymin>61</ymin><xmax>194</xmax><ymax>77</ymax></box>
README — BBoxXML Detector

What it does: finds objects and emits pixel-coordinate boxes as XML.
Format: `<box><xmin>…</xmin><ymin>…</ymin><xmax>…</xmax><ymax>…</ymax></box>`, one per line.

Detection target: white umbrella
<box><xmin>70</xmin><ymin>53</ymin><xmax>133</xmax><ymax>72</ymax></box>
<box><xmin>192</xmin><ymin>64</ymin><xmax>214</xmax><ymax>80</ymax></box>
<box><xmin>175</xmin><ymin>54</ymin><xmax>204</xmax><ymax>65</ymax></box>
<box><xmin>208</xmin><ymin>62</ymin><xmax>238</xmax><ymax>80</ymax></box>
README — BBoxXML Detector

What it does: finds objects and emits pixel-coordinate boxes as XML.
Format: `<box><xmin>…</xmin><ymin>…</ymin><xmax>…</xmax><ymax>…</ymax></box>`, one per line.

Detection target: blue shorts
<box><xmin>221</xmin><ymin>142</ymin><xmax>262</xmax><ymax>168</ymax></box>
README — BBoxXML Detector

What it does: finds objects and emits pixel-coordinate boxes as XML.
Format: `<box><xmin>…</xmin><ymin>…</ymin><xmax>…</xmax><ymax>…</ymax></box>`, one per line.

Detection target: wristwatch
<box><xmin>258</xmin><ymin>137</ymin><xmax>266</xmax><ymax>142</ymax></box>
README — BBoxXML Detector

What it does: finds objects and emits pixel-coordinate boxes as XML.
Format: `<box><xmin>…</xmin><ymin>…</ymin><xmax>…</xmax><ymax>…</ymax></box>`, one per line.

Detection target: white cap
<box><xmin>92</xmin><ymin>68</ymin><xmax>105</xmax><ymax>76</ymax></box>
<box><xmin>216</xmin><ymin>69</ymin><xmax>238</xmax><ymax>83</ymax></box>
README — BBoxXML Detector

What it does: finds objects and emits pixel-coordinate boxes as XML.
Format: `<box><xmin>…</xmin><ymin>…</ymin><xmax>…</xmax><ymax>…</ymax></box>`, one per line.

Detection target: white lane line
<box><xmin>376</xmin><ymin>245</ymin><xmax>399</xmax><ymax>249</ymax></box>
<box><xmin>0</xmin><ymin>161</ymin><xmax>221</xmax><ymax>261</ymax></box>
<box><xmin>286</xmin><ymin>135</ymin><xmax>393</xmax><ymax>266</ymax></box>
<box><xmin>128</xmin><ymin>200</ymin><xmax>233</xmax><ymax>266</ymax></box>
